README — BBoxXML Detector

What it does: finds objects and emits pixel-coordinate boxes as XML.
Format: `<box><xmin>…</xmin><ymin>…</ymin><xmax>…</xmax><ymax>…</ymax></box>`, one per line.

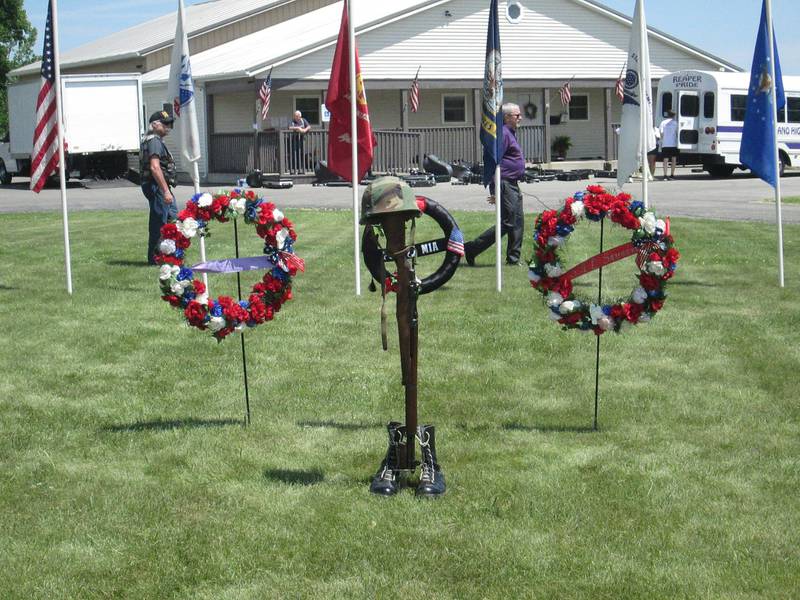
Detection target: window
<box><xmin>703</xmin><ymin>92</ymin><xmax>714</xmax><ymax>119</ymax></box>
<box><xmin>661</xmin><ymin>92</ymin><xmax>673</xmax><ymax>117</ymax></box>
<box><xmin>568</xmin><ymin>95</ymin><xmax>589</xmax><ymax>120</ymax></box>
<box><xmin>680</xmin><ymin>94</ymin><xmax>699</xmax><ymax>117</ymax></box>
<box><xmin>778</xmin><ymin>105</ymin><xmax>786</xmax><ymax>123</ymax></box>
<box><xmin>731</xmin><ymin>94</ymin><xmax>747</xmax><ymax>122</ymax></box>
<box><xmin>788</xmin><ymin>97</ymin><xmax>800</xmax><ymax>123</ymax></box>
<box><xmin>294</xmin><ymin>96</ymin><xmax>320</xmax><ymax>125</ymax></box>
<box><xmin>442</xmin><ymin>94</ymin><xmax>467</xmax><ymax>123</ymax></box>
<box><xmin>506</xmin><ymin>1</ymin><xmax>523</xmax><ymax>23</ymax></box>
<box><xmin>680</xmin><ymin>130</ymin><xmax>699</xmax><ymax>144</ymax></box>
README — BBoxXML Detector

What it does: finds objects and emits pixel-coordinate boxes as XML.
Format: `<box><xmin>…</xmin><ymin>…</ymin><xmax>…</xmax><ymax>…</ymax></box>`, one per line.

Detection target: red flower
<box><xmin>663</xmin><ymin>247</ymin><xmax>680</xmax><ymax>268</ymax></box>
<box><xmin>558</xmin><ymin>312</ymin><xmax>583</xmax><ymax>325</ymax></box>
<box><xmin>155</xmin><ymin>255</ymin><xmax>182</xmax><ymax>266</ymax></box>
<box><xmin>639</xmin><ymin>273</ymin><xmax>661</xmax><ymax>291</ymax></box>
<box><xmin>184</xmin><ymin>301</ymin><xmax>208</xmax><ymax>327</ymax></box>
<box><xmin>623</xmin><ymin>303</ymin><xmax>642</xmax><ymax>323</ymax></box>
<box><xmin>160</xmin><ymin>223</ymin><xmax>180</xmax><ymax>240</ymax></box>
<box><xmin>162</xmin><ymin>294</ymin><xmax>182</xmax><ymax>307</ymax></box>
<box><xmin>649</xmin><ymin>300</ymin><xmax>664</xmax><ymax>312</ymax></box>
<box><xmin>193</xmin><ymin>280</ymin><xmax>206</xmax><ymax>294</ymax></box>
<box><xmin>610</xmin><ymin>305</ymin><xmax>626</xmax><ymax>320</ymax></box>
<box><xmin>248</xmin><ymin>296</ymin><xmax>269</xmax><ymax>324</ymax></box>
<box><xmin>586</xmin><ymin>185</ymin><xmax>606</xmax><ymax>194</ymax></box>
<box><xmin>556</xmin><ymin>278</ymin><xmax>573</xmax><ymax>299</ymax></box>
<box><xmin>174</xmin><ymin>235</ymin><xmax>191</xmax><ymax>250</ymax></box>
<box><xmin>178</xmin><ymin>203</ymin><xmax>197</xmax><ymax>220</ymax></box>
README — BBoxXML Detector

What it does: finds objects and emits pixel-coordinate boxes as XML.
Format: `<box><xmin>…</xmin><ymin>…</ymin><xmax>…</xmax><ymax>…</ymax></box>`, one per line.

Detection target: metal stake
<box><xmin>233</xmin><ymin>218</ymin><xmax>251</xmax><ymax>426</ymax></box>
<box><xmin>593</xmin><ymin>219</ymin><xmax>605</xmax><ymax>431</ymax></box>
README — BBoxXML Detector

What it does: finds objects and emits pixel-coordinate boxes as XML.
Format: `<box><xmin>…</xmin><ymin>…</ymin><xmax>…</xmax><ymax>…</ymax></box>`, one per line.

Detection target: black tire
<box><xmin>708</xmin><ymin>165</ymin><xmax>734</xmax><ymax>178</ymax></box>
<box><xmin>362</xmin><ymin>196</ymin><xmax>462</xmax><ymax>295</ymax></box>
<box><xmin>0</xmin><ymin>160</ymin><xmax>11</xmax><ymax>186</ymax></box>
<box><xmin>779</xmin><ymin>153</ymin><xmax>788</xmax><ymax>177</ymax></box>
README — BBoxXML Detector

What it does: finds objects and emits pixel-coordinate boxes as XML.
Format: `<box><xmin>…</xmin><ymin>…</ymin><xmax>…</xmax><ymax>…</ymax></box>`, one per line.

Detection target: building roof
<box><xmin>11</xmin><ymin>0</ymin><xmax>297</xmax><ymax>76</ymax></box>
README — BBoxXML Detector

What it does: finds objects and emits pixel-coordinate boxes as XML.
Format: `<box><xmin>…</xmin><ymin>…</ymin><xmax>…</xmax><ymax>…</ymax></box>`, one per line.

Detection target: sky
<box><xmin>20</xmin><ymin>0</ymin><xmax>800</xmax><ymax>73</ymax></box>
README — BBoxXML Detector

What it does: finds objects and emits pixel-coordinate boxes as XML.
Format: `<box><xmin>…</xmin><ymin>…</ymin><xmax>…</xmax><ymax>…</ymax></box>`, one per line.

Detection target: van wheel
<box><xmin>779</xmin><ymin>154</ymin><xmax>787</xmax><ymax>177</ymax></box>
<box><xmin>0</xmin><ymin>161</ymin><xmax>12</xmax><ymax>185</ymax></box>
<box><xmin>708</xmin><ymin>165</ymin><xmax>734</xmax><ymax>178</ymax></box>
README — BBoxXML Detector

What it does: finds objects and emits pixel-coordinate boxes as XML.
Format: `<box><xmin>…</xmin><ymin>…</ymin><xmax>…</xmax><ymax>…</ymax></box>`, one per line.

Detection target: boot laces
<box><xmin>418</xmin><ymin>430</ymin><xmax>435</xmax><ymax>483</ymax></box>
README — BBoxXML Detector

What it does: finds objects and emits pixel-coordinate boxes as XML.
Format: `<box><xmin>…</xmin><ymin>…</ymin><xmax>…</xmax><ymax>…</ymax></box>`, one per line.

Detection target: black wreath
<box><xmin>524</xmin><ymin>102</ymin><xmax>538</xmax><ymax>120</ymax></box>
<box><xmin>362</xmin><ymin>196</ymin><xmax>461</xmax><ymax>295</ymax></box>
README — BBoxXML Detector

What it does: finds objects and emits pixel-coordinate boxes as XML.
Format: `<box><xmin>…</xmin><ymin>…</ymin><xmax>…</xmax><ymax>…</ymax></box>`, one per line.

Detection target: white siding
<box><xmin>287</xmin><ymin>0</ymin><xmax>727</xmax><ymax>82</ymax></box>
<box><xmin>213</xmin><ymin>91</ymin><xmax>255</xmax><ymax>133</ymax></box>
<box><xmin>142</xmin><ymin>83</ymin><xmax>209</xmax><ymax>178</ymax></box>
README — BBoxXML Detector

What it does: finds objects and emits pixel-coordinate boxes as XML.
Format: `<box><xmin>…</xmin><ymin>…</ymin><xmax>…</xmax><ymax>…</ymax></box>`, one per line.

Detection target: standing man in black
<box><xmin>141</xmin><ymin>111</ymin><xmax>177</xmax><ymax>265</ymax></box>
<box><xmin>288</xmin><ymin>110</ymin><xmax>311</xmax><ymax>174</ymax></box>
<box><xmin>464</xmin><ymin>102</ymin><xmax>526</xmax><ymax>266</ymax></box>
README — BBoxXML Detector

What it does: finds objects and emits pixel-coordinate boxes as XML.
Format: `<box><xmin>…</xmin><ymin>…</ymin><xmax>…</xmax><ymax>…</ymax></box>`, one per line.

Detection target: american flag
<box><xmin>409</xmin><ymin>67</ymin><xmax>420</xmax><ymax>113</ymax></box>
<box><xmin>559</xmin><ymin>81</ymin><xmax>572</xmax><ymax>106</ymax></box>
<box><xmin>447</xmin><ymin>226</ymin><xmax>465</xmax><ymax>256</ymax></box>
<box><xmin>258</xmin><ymin>71</ymin><xmax>272</xmax><ymax>121</ymax></box>
<box><xmin>615</xmin><ymin>75</ymin><xmax>625</xmax><ymax>102</ymax></box>
<box><xmin>30</xmin><ymin>0</ymin><xmax>60</xmax><ymax>193</ymax></box>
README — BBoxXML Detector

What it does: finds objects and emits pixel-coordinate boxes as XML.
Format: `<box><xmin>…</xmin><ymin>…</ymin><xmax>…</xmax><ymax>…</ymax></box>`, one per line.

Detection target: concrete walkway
<box><xmin>2</xmin><ymin>168</ymin><xmax>800</xmax><ymax>224</ymax></box>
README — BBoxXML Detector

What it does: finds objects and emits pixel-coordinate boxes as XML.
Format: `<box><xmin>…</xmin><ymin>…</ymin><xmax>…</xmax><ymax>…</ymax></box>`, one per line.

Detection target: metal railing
<box><xmin>208</xmin><ymin>125</ymin><xmax>546</xmax><ymax>175</ymax></box>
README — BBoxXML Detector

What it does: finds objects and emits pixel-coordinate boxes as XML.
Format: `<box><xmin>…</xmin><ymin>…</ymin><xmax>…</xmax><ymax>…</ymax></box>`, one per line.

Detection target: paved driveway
<box><xmin>2</xmin><ymin>169</ymin><xmax>800</xmax><ymax>223</ymax></box>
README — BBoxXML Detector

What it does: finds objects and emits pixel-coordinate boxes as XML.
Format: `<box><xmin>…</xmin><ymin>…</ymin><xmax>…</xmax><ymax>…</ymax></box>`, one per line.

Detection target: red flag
<box><xmin>325</xmin><ymin>0</ymin><xmax>374</xmax><ymax>182</ymax></box>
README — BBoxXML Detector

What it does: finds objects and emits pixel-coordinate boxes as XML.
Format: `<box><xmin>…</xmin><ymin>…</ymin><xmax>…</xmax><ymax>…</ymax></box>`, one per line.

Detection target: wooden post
<box><xmin>604</xmin><ymin>87</ymin><xmax>612</xmax><ymax>163</ymax></box>
<box><xmin>543</xmin><ymin>88</ymin><xmax>552</xmax><ymax>164</ymax></box>
<box><xmin>382</xmin><ymin>213</ymin><xmax>417</xmax><ymax>470</ymax></box>
<box><xmin>278</xmin><ymin>129</ymin><xmax>287</xmax><ymax>176</ymax></box>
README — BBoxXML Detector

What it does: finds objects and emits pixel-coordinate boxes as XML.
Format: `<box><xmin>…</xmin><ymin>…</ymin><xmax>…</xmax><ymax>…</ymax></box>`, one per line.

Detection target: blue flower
<box><xmin>175</xmin><ymin>248</ymin><xmax>184</xmax><ymax>259</ymax></box>
<box><xmin>602</xmin><ymin>305</ymin><xmax>612</xmax><ymax>315</ymax></box>
<box><xmin>629</xmin><ymin>200</ymin><xmax>645</xmax><ymax>216</ymax></box>
<box><xmin>272</xmin><ymin>267</ymin><xmax>289</xmax><ymax>282</ymax></box>
<box><xmin>585</xmin><ymin>211</ymin><xmax>603</xmax><ymax>222</ymax></box>
<box><xmin>244</xmin><ymin>203</ymin><xmax>259</xmax><ymax>222</ymax></box>
<box><xmin>211</xmin><ymin>304</ymin><xmax>224</xmax><ymax>317</ymax></box>
<box><xmin>196</xmin><ymin>219</ymin><xmax>207</xmax><ymax>230</ymax></box>
<box><xmin>556</xmin><ymin>224</ymin><xmax>574</xmax><ymax>237</ymax></box>
<box><xmin>177</xmin><ymin>267</ymin><xmax>193</xmax><ymax>281</ymax></box>
<box><xmin>239</xmin><ymin>300</ymin><xmax>250</xmax><ymax>309</ymax></box>
<box><xmin>183</xmin><ymin>290</ymin><xmax>196</xmax><ymax>301</ymax></box>
<box><xmin>190</xmin><ymin>193</ymin><xmax>203</xmax><ymax>203</ymax></box>
<box><xmin>574</xmin><ymin>192</ymin><xmax>585</xmax><ymax>201</ymax></box>
<box><xmin>180</xmin><ymin>297</ymin><xmax>190</xmax><ymax>308</ymax></box>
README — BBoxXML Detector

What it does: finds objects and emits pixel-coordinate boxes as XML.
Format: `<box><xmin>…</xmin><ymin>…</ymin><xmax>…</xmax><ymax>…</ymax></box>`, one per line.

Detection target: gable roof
<box><xmin>11</xmin><ymin>0</ymin><xmax>299</xmax><ymax>76</ymax></box>
<box><xmin>143</xmin><ymin>0</ymin><xmax>739</xmax><ymax>85</ymax></box>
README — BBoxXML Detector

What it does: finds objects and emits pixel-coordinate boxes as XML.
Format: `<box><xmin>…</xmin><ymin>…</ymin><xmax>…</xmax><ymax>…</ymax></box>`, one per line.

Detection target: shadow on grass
<box><xmin>297</xmin><ymin>419</ymin><xmax>382</xmax><ymax>431</ymax></box>
<box><xmin>263</xmin><ymin>468</ymin><xmax>324</xmax><ymax>486</ymax></box>
<box><xmin>107</xmin><ymin>260</ymin><xmax>153</xmax><ymax>268</ymax></box>
<box><xmin>102</xmin><ymin>418</ymin><xmax>243</xmax><ymax>433</ymax></box>
<box><xmin>669</xmin><ymin>279</ymin><xmax>718</xmax><ymax>288</ymax></box>
<box><xmin>0</xmin><ymin>284</ymin><xmax>18</xmax><ymax>291</ymax></box>
<box><xmin>502</xmin><ymin>422</ymin><xmax>597</xmax><ymax>434</ymax></box>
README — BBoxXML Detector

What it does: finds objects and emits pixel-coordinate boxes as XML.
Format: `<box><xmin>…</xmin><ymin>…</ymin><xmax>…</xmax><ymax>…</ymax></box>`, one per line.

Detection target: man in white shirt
<box><xmin>659</xmin><ymin>110</ymin><xmax>678</xmax><ymax>180</ymax></box>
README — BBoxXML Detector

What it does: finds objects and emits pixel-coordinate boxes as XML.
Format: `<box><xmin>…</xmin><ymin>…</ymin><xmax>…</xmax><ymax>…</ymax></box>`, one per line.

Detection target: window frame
<box><xmin>293</xmin><ymin>95</ymin><xmax>321</xmax><ymax>126</ymax></box>
<box><xmin>730</xmin><ymin>94</ymin><xmax>748</xmax><ymax>122</ymax></box>
<box><xmin>505</xmin><ymin>1</ymin><xmax>524</xmax><ymax>24</ymax></box>
<box><xmin>568</xmin><ymin>94</ymin><xmax>589</xmax><ymax>121</ymax></box>
<box><xmin>787</xmin><ymin>96</ymin><xmax>800</xmax><ymax>124</ymax></box>
<box><xmin>441</xmin><ymin>93</ymin><xmax>468</xmax><ymax>124</ymax></box>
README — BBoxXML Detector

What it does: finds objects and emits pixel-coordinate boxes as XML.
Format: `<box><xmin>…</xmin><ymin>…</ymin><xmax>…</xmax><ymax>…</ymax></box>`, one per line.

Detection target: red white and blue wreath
<box><xmin>155</xmin><ymin>189</ymin><xmax>303</xmax><ymax>341</ymax></box>
<box><xmin>528</xmin><ymin>185</ymin><xmax>680</xmax><ymax>334</ymax></box>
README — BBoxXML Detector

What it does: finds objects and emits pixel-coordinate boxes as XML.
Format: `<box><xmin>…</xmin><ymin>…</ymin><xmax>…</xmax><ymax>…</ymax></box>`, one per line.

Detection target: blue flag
<box><xmin>740</xmin><ymin>0</ymin><xmax>785</xmax><ymax>187</ymax></box>
<box><xmin>480</xmin><ymin>0</ymin><xmax>503</xmax><ymax>187</ymax></box>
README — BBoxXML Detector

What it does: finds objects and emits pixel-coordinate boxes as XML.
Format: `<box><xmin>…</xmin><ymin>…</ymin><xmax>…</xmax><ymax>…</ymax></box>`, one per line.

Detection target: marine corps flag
<box><xmin>326</xmin><ymin>0</ymin><xmax>374</xmax><ymax>182</ymax></box>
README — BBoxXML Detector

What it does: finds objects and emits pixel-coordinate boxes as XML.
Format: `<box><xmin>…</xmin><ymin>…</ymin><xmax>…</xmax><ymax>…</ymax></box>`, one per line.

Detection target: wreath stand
<box><xmin>592</xmin><ymin>219</ymin><xmax>604</xmax><ymax>431</ymax></box>
<box><xmin>232</xmin><ymin>219</ymin><xmax>252</xmax><ymax>426</ymax></box>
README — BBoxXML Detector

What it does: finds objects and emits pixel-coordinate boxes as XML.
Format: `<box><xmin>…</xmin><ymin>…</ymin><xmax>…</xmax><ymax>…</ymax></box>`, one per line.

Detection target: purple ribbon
<box><xmin>191</xmin><ymin>255</ymin><xmax>275</xmax><ymax>274</ymax></box>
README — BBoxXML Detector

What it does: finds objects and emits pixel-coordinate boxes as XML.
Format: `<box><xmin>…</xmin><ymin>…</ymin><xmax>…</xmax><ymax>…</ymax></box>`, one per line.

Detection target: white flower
<box><xmin>159</xmin><ymin>265</ymin><xmax>177</xmax><ymax>281</ymax></box>
<box><xmin>547</xmin><ymin>235</ymin><xmax>565</xmax><ymax>248</ymax></box>
<box><xmin>272</xmin><ymin>208</ymin><xmax>284</xmax><ymax>223</ymax></box>
<box><xmin>170</xmin><ymin>281</ymin><xmax>184</xmax><ymax>294</ymax></box>
<box><xmin>548</xmin><ymin>310</ymin><xmax>562</xmax><ymax>321</ymax></box>
<box><xmin>208</xmin><ymin>316</ymin><xmax>226</xmax><ymax>332</ymax></box>
<box><xmin>177</xmin><ymin>218</ymin><xmax>198</xmax><ymax>238</ymax></box>
<box><xmin>276</xmin><ymin>228</ymin><xmax>289</xmax><ymax>250</ymax></box>
<box><xmin>638</xmin><ymin>313</ymin><xmax>651</xmax><ymax>323</ymax></box>
<box><xmin>197</xmin><ymin>193</ymin><xmax>213</xmax><ymax>207</ymax></box>
<box><xmin>647</xmin><ymin>260</ymin><xmax>666</xmax><ymax>276</ymax></box>
<box><xmin>571</xmin><ymin>200</ymin><xmax>585</xmax><ymax>220</ymax></box>
<box><xmin>597</xmin><ymin>315</ymin><xmax>614</xmax><ymax>331</ymax></box>
<box><xmin>159</xmin><ymin>239</ymin><xmax>176</xmax><ymax>255</ymax></box>
<box><xmin>655</xmin><ymin>219</ymin><xmax>666</xmax><ymax>236</ymax></box>
<box><xmin>631</xmin><ymin>286</ymin><xmax>648</xmax><ymax>304</ymax></box>
<box><xmin>528</xmin><ymin>269</ymin><xmax>541</xmax><ymax>283</ymax></box>
<box><xmin>640</xmin><ymin>212</ymin><xmax>657</xmax><ymax>235</ymax></box>
<box><xmin>559</xmin><ymin>300</ymin><xmax>581</xmax><ymax>314</ymax></box>
<box><xmin>230</xmin><ymin>198</ymin><xmax>246</xmax><ymax>215</ymax></box>
<box><xmin>546</xmin><ymin>292</ymin><xmax>564</xmax><ymax>308</ymax></box>
<box><xmin>589</xmin><ymin>303</ymin><xmax>605</xmax><ymax>325</ymax></box>
<box><xmin>544</xmin><ymin>262</ymin><xmax>563</xmax><ymax>278</ymax></box>
<box><xmin>196</xmin><ymin>292</ymin><xmax>208</xmax><ymax>305</ymax></box>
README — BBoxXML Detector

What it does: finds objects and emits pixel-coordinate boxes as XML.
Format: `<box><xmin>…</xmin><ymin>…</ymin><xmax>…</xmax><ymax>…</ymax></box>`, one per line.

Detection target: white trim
<box><xmin>441</xmin><ymin>93</ymin><xmax>468</xmax><ymax>124</ymax></box>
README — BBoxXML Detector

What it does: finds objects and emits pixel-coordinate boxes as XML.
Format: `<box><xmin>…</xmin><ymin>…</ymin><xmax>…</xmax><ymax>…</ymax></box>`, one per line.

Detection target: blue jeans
<box><xmin>142</xmin><ymin>182</ymin><xmax>176</xmax><ymax>264</ymax></box>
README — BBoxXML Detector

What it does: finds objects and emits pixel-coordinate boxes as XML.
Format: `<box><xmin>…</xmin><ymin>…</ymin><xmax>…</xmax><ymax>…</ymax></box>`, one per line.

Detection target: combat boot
<box><xmin>369</xmin><ymin>421</ymin><xmax>406</xmax><ymax>496</ymax></box>
<box><xmin>415</xmin><ymin>425</ymin><xmax>445</xmax><ymax>498</ymax></box>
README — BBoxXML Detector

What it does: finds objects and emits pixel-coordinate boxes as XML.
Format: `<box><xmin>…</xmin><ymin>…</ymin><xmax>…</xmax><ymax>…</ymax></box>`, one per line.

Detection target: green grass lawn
<box><xmin>1</xmin><ymin>206</ymin><xmax>799</xmax><ymax>599</ymax></box>
<box><xmin>764</xmin><ymin>195</ymin><xmax>800</xmax><ymax>205</ymax></box>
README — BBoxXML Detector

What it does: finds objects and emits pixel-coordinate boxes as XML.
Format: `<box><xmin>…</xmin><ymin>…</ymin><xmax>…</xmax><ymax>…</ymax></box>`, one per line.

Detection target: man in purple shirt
<box><xmin>465</xmin><ymin>103</ymin><xmax>526</xmax><ymax>266</ymax></box>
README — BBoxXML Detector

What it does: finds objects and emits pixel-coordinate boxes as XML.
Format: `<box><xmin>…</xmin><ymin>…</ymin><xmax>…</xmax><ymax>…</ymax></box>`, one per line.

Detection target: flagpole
<box><xmin>347</xmin><ymin>0</ymin><xmax>361</xmax><ymax>296</ymax></box>
<box><xmin>639</xmin><ymin>1</ymin><xmax>649</xmax><ymax>210</ymax></box>
<box><xmin>50</xmin><ymin>0</ymin><xmax>72</xmax><ymax>295</ymax></box>
<box><xmin>765</xmin><ymin>0</ymin><xmax>785</xmax><ymax>287</ymax></box>
<box><xmin>191</xmin><ymin>161</ymin><xmax>209</xmax><ymax>291</ymax></box>
<box><xmin>495</xmin><ymin>166</ymin><xmax>502</xmax><ymax>291</ymax></box>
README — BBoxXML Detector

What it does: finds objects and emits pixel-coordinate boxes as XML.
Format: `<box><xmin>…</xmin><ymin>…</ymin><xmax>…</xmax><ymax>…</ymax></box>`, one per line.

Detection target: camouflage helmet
<box><xmin>360</xmin><ymin>176</ymin><xmax>421</xmax><ymax>224</ymax></box>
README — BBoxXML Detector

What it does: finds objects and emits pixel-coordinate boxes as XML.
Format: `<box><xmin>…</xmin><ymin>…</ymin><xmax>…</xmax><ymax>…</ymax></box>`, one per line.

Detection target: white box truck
<box><xmin>1</xmin><ymin>73</ymin><xmax>144</xmax><ymax>184</ymax></box>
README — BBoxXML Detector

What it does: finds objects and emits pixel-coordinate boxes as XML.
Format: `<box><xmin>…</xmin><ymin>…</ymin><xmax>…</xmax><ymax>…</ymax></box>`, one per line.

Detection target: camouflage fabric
<box><xmin>360</xmin><ymin>176</ymin><xmax>421</xmax><ymax>224</ymax></box>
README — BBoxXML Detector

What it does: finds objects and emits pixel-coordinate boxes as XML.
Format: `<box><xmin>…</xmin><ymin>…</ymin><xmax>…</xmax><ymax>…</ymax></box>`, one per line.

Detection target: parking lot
<box><xmin>2</xmin><ymin>168</ymin><xmax>800</xmax><ymax>224</ymax></box>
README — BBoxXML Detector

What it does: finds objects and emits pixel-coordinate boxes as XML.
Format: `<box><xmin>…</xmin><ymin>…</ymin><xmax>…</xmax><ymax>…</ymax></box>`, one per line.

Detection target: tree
<box><xmin>1</xmin><ymin>0</ymin><xmax>38</xmax><ymax>137</ymax></box>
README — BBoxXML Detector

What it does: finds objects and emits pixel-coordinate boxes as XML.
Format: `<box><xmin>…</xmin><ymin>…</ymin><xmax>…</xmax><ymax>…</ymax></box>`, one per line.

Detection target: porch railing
<box><xmin>208</xmin><ymin>125</ymin><xmax>546</xmax><ymax>176</ymax></box>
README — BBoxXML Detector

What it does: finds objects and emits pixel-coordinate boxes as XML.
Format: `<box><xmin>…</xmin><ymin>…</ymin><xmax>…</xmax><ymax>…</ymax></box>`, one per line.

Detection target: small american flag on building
<box><xmin>447</xmin><ymin>226</ymin><xmax>465</xmax><ymax>256</ymax></box>
<box><xmin>559</xmin><ymin>81</ymin><xmax>572</xmax><ymax>106</ymax></box>
<box><xmin>409</xmin><ymin>66</ymin><xmax>421</xmax><ymax>113</ymax></box>
<box><xmin>258</xmin><ymin>70</ymin><xmax>272</xmax><ymax>121</ymax></box>
<box><xmin>30</xmin><ymin>0</ymin><xmax>60</xmax><ymax>193</ymax></box>
<box><xmin>615</xmin><ymin>76</ymin><xmax>625</xmax><ymax>102</ymax></box>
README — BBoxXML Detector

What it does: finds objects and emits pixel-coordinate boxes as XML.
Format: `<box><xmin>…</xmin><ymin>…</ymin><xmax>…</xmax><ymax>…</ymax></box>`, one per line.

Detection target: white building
<box><xmin>11</xmin><ymin>0</ymin><xmax>738</xmax><ymax>181</ymax></box>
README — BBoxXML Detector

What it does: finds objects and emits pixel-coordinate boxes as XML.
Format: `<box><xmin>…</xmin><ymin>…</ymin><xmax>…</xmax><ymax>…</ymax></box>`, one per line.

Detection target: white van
<box><xmin>656</xmin><ymin>70</ymin><xmax>800</xmax><ymax>177</ymax></box>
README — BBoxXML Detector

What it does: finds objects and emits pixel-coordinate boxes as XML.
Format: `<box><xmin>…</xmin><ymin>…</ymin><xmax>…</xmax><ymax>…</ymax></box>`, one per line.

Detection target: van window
<box><xmin>788</xmin><ymin>97</ymin><xmax>800</xmax><ymax>123</ymax></box>
<box><xmin>731</xmin><ymin>95</ymin><xmax>747</xmax><ymax>122</ymax></box>
<box><xmin>778</xmin><ymin>105</ymin><xmax>786</xmax><ymax>123</ymax></box>
<box><xmin>661</xmin><ymin>92</ymin><xmax>673</xmax><ymax>117</ymax></box>
<box><xmin>703</xmin><ymin>92</ymin><xmax>714</xmax><ymax>119</ymax></box>
<box><xmin>680</xmin><ymin>95</ymin><xmax>699</xmax><ymax>117</ymax></box>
